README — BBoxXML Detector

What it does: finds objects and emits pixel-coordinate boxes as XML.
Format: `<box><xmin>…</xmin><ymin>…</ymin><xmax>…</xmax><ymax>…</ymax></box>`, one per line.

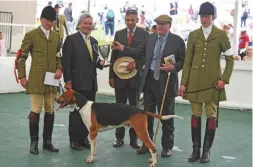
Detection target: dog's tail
<box><xmin>145</xmin><ymin>112</ymin><xmax>184</xmax><ymax>120</ymax></box>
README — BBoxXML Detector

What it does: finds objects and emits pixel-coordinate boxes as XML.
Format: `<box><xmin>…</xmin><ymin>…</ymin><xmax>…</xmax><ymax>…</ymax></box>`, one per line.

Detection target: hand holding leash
<box><xmin>109</xmin><ymin>78</ymin><xmax>114</xmax><ymax>88</ymax></box>
<box><xmin>215</xmin><ymin>80</ymin><xmax>225</xmax><ymax>89</ymax></box>
<box><xmin>64</xmin><ymin>81</ymin><xmax>72</xmax><ymax>90</ymax></box>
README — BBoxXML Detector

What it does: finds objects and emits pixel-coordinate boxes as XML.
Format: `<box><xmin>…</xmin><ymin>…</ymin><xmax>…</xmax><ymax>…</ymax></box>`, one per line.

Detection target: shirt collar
<box><xmin>127</xmin><ymin>27</ymin><xmax>136</xmax><ymax>33</ymax></box>
<box><xmin>79</xmin><ymin>31</ymin><xmax>90</xmax><ymax>40</ymax></box>
<box><xmin>202</xmin><ymin>24</ymin><xmax>212</xmax><ymax>34</ymax></box>
<box><xmin>40</xmin><ymin>26</ymin><xmax>50</xmax><ymax>35</ymax></box>
<box><xmin>158</xmin><ymin>32</ymin><xmax>169</xmax><ymax>41</ymax></box>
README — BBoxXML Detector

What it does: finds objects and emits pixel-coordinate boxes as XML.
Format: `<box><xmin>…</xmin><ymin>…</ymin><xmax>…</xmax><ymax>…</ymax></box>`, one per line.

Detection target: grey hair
<box><xmin>77</xmin><ymin>13</ymin><xmax>93</xmax><ymax>28</ymax></box>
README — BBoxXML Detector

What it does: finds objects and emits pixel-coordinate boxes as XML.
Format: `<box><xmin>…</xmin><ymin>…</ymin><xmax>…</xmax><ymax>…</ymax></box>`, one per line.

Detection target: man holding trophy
<box><xmin>111</xmin><ymin>14</ymin><xmax>185</xmax><ymax>157</ymax></box>
<box><xmin>109</xmin><ymin>9</ymin><xmax>149</xmax><ymax>149</ymax></box>
<box><xmin>62</xmin><ymin>13</ymin><xmax>109</xmax><ymax>150</ymax></box>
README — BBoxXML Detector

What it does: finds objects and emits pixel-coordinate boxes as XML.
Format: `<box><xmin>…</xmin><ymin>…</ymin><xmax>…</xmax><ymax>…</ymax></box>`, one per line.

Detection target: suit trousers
<box><xmin>144</xmin><ymin>71</ymin><xmax>175</xmax><ymax>150</ymax></box>
<box><xmin>114</xmin><ymin>87</ymin><xmax>139</xmax><ymax>142</ymax></box>
<box><xmin>68</xmin><ymin>90</ymin><xmax>96</xmax><ymax>142</ymax></box>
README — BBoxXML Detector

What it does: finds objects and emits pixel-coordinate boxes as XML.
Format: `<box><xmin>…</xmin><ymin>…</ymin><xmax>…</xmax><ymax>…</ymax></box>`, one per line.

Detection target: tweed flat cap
<box><xmin>154</xmin><ymin>14</ymin><xmax>172</xmax><ymax>24</ymax></box>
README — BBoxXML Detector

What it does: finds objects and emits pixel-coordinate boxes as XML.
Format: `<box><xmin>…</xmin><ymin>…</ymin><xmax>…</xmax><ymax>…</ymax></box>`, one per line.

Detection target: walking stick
<box><xmin>153</xmin><ymin>71</ymin><xmax>171</xmax><ymax>143</ymax></box>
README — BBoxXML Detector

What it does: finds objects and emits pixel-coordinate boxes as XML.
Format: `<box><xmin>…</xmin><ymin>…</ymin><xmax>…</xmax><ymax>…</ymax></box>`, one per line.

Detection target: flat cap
<box><xmin>154</xmin><ymin>14</ymin><xmax>172</xmax><ymax>24</ymax></box>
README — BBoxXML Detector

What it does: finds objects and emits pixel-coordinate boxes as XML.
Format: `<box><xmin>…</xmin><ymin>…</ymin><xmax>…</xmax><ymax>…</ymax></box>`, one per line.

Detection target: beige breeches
<box><xmin>190</xmin><ymin>102</ymin><xmax>217</xmax><ymax>118</ymax></box>
<box><xmin>30</xmin><ymin>93</ymin><xmax>57</xmax><ymax>113</ymax></box>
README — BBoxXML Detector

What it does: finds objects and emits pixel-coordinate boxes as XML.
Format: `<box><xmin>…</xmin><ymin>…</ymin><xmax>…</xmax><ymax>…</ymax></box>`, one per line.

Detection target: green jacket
<box><xmin>181</xmin><ymin>26</ymin><xmax>234</xmax><ymax>103</ymax></box>
<box><xmin>17</xmin><ymin>26</ymin><xmax>62</xmax><ymax>94</ymax></box>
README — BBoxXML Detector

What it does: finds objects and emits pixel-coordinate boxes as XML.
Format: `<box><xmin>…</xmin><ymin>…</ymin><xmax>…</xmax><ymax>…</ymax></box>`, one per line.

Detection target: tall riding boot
<box><xmin>42</xmin><ymin>112</ymin><xmax>59</xmax><ymax>152</ymax></box>
<box><xmin>200</xmin><ymin>118</ymin><xmax>216</xmax><ymax>163</ymax></box>
<box><xmin>129</xmin><ymin>128</ymin><xmax>140</xmax><ymax>149</ymax></box>
<box><xmin>29</xmin><ymin>111</ymin><xmax>40</xmax><ymax>155</ymax></box>
<box><xmin>188</xmin><ymin>116</ymin><xmax>201</xmax><ymax>162</ymax></box>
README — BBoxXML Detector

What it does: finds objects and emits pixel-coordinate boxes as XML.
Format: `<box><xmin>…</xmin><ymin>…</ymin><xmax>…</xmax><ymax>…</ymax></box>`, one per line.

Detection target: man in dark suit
<box><xmin>62</xmin><ymin>13</ymin><xmax>105</xmax><ymax>150</ymax></box>
<box><xmin>109</xmin><ymin>9</ymin><xmax>149</xmax><ymax>149</ymax></box>
<box><xmin>112</xmin><ymin>14</ymin><xmax>185</xmax><ymax>157</ymax></box>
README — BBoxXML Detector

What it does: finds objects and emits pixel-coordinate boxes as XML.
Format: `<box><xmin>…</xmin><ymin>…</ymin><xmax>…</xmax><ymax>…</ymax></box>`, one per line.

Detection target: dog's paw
<box><xmin>150</xmin><ymin>162</ymin><xmax>157</xmax><ymax>167</ymax></box>
<box><xmin>148</xmin><ymin>158</ymin><xmax>153</xmax><ymax>163</ymax></box>
<box><xmin>86</xmin><ymin>156</ymin><xmax>94</xmax><ymax>164</ymax></box>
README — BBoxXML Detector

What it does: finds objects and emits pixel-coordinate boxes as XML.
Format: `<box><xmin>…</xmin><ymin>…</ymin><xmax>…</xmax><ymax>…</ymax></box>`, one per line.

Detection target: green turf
<box><xmin>0</xmin><ymin>93</ymin><xmax>251</xmax><ymax>167</ymax></box>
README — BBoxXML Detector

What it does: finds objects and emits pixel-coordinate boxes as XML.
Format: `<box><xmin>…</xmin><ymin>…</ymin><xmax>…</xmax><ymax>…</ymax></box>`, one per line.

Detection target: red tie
<box><xmin>128</xmin><ymin>31</ymin><xmax>133</xmax><ymax>46</ymax></box>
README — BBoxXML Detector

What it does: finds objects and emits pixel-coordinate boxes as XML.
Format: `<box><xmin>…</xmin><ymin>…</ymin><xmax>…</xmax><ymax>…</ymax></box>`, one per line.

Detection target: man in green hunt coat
<box><xmin>16</xmin><ymin>6</ymin><xmax>63</xmax><ymax>155</ymax></box>
<box><xmin>179</xmin><ymin>2</ymin><xmax>234</xmax><ymax>164</ymax></box>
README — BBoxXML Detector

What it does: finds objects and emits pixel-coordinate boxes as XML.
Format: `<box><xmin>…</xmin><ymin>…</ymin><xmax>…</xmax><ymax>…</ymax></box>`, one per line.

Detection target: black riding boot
<box><xmin>188</xmin><ymin>116</ymin><xmax>201</xmax><ymax>162</ymax></box>
<box><xmin>200</xmin><ymin>118</ymin><xmax>216</xmax><ymax>163</ymax></box>
<box><xmin>29</xmin><ymin>111</ymin><xmax>40</xmax><ymax>155</ymax></box>
<box><xmin>42</xmin><ymin>112</ymin><xmax>59</xmax><ymax>152</ymax></box>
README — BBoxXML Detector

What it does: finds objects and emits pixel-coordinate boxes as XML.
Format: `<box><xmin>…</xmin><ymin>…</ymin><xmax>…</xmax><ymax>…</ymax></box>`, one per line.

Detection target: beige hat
<box><xmin>113</xmin><ymin>57</ymin><xmax>137</xmax><ymax>79</ymax></box>
<box><xmin>154</xmin><ymin>14</ymin><xmax>172</xmax><ymax>24</ymax></box>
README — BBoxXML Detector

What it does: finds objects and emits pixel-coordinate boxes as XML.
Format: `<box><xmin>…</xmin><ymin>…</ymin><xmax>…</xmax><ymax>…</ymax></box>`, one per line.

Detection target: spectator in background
<box><xmin>64</xmin><ymin>3</ymin><xmax>74</xmax><ymax>34</ymax></box>
<box><xmin>104</xmin><ymin>8</ymin><xmax>115</xmax><ymax>42</ymax></box>
<box><xmin>0</xmin><ymin>32</ymin><xmax>7</xmax><ymax>57</ymax></box>
<box><xmin>48</xmin><ymin>1</ymin><xmax>52</xmax><ymax>6</ymax></box>
<box><xmin>242</xmin><ymin>46</ymin><xmax>253</xmax><ymax>61</ymax></box>
<box><xmin>151</xmin><ymin>25</ymin><xmax>157</xmax><ymax>34</ymax></box>
<box><xmin>238</xmin><ymin>29</ymin><xmax>250</xmax><ymax>60</ymax></box>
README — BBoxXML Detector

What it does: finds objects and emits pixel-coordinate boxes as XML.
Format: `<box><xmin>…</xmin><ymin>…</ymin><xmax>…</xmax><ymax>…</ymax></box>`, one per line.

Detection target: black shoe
<box><xmin>30</xmin><ymin>141</ymin><xmax>39</xmax><ymax>155</ymax></box>
<box><xmin>188</xmin><ymin>115</ymin><xmax>201</xmax><ymax>162</ymax></box>
<box><xmin>80</xmin><ymin>139</ymin><xmax>90</xmax><ymax>149</ymax></box>
<box><xmin>161</xmin><ymin>149</ymin><xmax>172</xmax><ymax>158</ymax></box>
<box><xmin>113</xmin><ymin>139</ymin><xmax>124</xmax><ymax>148</ymax></box>
<box><xmin>136</xmin><ymin>145</ymin><xmax>149</xmax><ymax>154</ymax></box>
<box><xmin>70</xmin><ymin>141</ymin><xmax>83</xmax><ymax>151</ymax></box>
<box><xmin>43</xmin><ymin>140</ymin><xmax>59</xmax><ymax>152</ymax></box>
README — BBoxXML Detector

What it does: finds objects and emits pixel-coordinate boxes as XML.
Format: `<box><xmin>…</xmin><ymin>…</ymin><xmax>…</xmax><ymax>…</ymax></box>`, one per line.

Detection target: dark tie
<box><xmin>56</xmin><ymin>14</ymin><xmax>59</xmax><ymax>28</ymax></box>
<box><xmin>153</xmin><ymin>37</ymin><xmax>163</xmax><ymax>80</ymax></box>
<box><xmin>128</xmin><ymin>31</ymin><xmax>133</xmax><ymax>46</ymax></box>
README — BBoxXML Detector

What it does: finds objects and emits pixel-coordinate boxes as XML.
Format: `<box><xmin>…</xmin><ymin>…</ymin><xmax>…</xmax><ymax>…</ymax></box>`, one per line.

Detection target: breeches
<box><xmin>30</xmin><ymin>93</ymin><xmax>57</xmax><ymax>113</ymax></box>
<box><xmin>190</xmin><ymin>102</ymin><xmax>217</xmax><ymax>118</ymax></box>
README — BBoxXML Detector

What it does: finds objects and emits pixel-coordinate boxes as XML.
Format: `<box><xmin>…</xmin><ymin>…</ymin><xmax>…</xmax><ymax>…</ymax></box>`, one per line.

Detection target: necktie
<box><xmin>128</xmin><ymin>31</ymin><xmax>133</xmax><ymax>46</ymax></box>
<box><xmin>153</xmin><ymin>37</ymin><xmax>163</xmax><ymax>80</ymax></box>
<box><xmin>85</xmin><ymin>36</ymin><xmax>93</xmax><ymax>61</ymax></box>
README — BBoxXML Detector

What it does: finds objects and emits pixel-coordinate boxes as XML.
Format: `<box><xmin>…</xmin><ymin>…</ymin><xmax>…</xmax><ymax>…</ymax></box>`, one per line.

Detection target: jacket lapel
<box><xmin>146</xmin><ymin>34</ymin><xmax>157</xmax><ymax>63</ymax></box>
<box><xmin>207</xmin><ymin>25</ymin><xmax>218</xmax><ymax>42</ymax></box>
<box><xmin>122</xmin><ymin>28</ymin><xmax>128</xmax><ymax>46</ymax></box>
<box><xmin>37</xmin><ymin>27</ymin><xmax>48</xmax><ymax>40</ymax></box>
<box><xmin>196</xmin><ymin>27</ymin><xmax>206</xmax><ymax>41</ymax></box>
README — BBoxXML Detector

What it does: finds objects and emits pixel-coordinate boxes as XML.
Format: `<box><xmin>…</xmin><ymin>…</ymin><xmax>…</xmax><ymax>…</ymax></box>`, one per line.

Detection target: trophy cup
<box><xmin>93</xmin><ymin>44</ymin><xmax>111</xmax><ymax>67</ymax></box>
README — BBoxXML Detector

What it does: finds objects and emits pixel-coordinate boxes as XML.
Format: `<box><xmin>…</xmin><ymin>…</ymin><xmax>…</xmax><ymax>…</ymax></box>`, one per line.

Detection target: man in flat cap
<box><xmin>112</xmin><ymin>14</ymin><xmax>185</xmax><ymax>157</ymax></box>
<box><xmin>16</xmin><ymin>6</ymin><xmax>62</xmax><ymax>155</ymax></box>
<box><xmin>179</xmin><ymin>1</ymin><xmax>234</xmax><ymax>163</ymax></box>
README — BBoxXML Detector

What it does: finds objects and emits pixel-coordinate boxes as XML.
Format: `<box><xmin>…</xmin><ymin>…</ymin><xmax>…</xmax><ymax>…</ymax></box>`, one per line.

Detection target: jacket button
<box><xmin>202</xmin><ymin>65</ymin><xmax>205</xmax><ymax>67</ymax></box>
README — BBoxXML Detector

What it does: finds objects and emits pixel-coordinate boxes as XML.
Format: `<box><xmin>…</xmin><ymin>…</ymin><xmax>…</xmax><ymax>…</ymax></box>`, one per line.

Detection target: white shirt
<box><xmin>202</xmin><ymin>24</ymin><xmax>212</xmax><ymax>40</ymax></box>
<box><xmin>40</xmin><ymin>26</ymin><xmax>50</xmax><ymax>39</ymax></box>
<box><xmin>0</xmin><ymin>39</ymin><xmax>7</xmax><ymax>57</ymax></box>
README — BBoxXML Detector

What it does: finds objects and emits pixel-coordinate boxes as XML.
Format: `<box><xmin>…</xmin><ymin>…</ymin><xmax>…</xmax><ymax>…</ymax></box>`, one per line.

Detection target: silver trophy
<box><xmin>93</xmin><ymin>44</ymin><xmax>111</xmax><ymax>67</ymax></box>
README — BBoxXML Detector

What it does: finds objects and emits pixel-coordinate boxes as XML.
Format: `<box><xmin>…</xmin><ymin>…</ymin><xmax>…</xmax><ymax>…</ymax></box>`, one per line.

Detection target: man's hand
<box><xmin>64</xmin><ymin>81</ymin><xmax>72</xmax><ymax>90</ymax></box>
<box><xmin>216</xmin><ymin>80</ymin><xmax>226</xmax><ymax>89</ymax></box>
<box><xmin>54</xmin><ymin>69</ymin><xmax>62</xmax><ymax>79</ymax></box>
<box><xmin>111</xmin><ymin>41</ymin><xmax>124</xmax><ymax>51</ymax></box>
<box><xmin>178</xmin><ymin>85</ymin><xmax>186</xmax><ymax>97</ymax></box>
<box><xmin>126</xmin><ymin>61</ymin><xmax>136</xmax><ymax>71</ymax></box>
<box><xmin>160</xmin><ymin>63</ymin><xmax>175</xmax><ymax>72</ymax></box>
<box><xmin>20</xmin><ymin>77</ymin><xmax>28</xmax><ymax>89</ymax></box>
<box><xmin>109</xmin><ymin>78</ymin><xmax>114</xmax><ymax>88</ymax></box>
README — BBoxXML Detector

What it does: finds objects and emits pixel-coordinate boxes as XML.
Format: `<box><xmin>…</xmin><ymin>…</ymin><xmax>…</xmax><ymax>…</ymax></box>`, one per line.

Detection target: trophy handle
<box><xmin>93</xmin><ymin>44</ymin><xmax>99</xmax><ymax>55</ymax></box>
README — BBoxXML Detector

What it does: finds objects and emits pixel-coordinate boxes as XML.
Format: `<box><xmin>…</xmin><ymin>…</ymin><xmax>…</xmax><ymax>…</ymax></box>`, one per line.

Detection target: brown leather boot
<box><xmin>42</xmin><ymin>112</ymin><xmax>59</xmax><ymax>153</ymax></box>
<box><xmin>200</xmin><ymin>118</ymin><xmax>216</xmax><ymax>163</ymax></box>
<box><xmin>188</xmin><ymin>116</ymin><xmax>201</xmax><ymax>162</ymax></box>
<box><xmin>29</xmin><ymin>112</ymin><xmax>40</xmax><ymax>155</ymax></box>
